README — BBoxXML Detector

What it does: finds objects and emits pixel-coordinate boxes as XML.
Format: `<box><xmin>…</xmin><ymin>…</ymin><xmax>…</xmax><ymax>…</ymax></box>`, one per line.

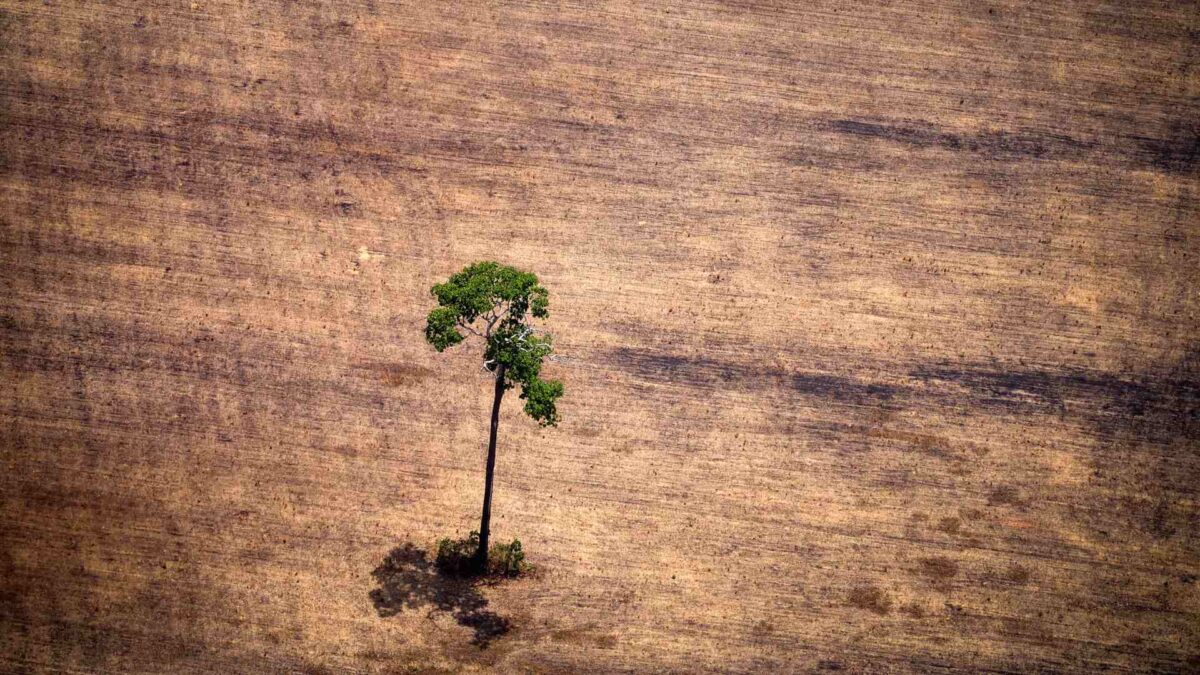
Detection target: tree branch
<box><xmin>484</xmin><ymin>300</ymin><xmax>510</xmax><ymax>337</ymax></box>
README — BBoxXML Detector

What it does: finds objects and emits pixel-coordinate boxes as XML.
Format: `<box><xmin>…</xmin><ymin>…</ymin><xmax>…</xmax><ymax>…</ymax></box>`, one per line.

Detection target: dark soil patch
<box><xmin>988</xmin><ymin>486</ymin><xmax>1022</xmax><ymax>506</ymax></box>
<box><xmin>935</xmin><ymin>517</ymin><xmax>961</xmax><ymax>535</ymax></box>
<box><xmin>918</xmin><ymin>557</ymin><xmax>960</xmax><ymax>581</ymax></box>
<box><xmin>847</xmin><ymin>585</ymin><xmax>893</xmax><ymax>615</ymax></box>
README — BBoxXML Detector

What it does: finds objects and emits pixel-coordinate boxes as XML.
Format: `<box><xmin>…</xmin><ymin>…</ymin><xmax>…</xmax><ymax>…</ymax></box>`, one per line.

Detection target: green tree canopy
<box><xmin>424</xmin><ymin>261</ymin><xmax>563</xmax><ymax>426</ymax></box>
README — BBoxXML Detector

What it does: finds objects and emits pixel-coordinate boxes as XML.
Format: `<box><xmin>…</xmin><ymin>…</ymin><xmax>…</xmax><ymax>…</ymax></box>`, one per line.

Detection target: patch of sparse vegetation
<box><xmin>918</xmin><ymin>556</ymin><xmax>960</xmax><ymax>580</ymax></box>
<box><xmin>988</xmin><ymin>485</ymin><xmax>1021</xmax><ymax>506</ymax></box>
<box><xmin>947</xmin><ymin>462</ymin><xmax>972</xmax><ymax>476</ymax></box>
<box><xmin>609</xmin><ymin>441</ymin><xmax>637</xmax><ymax>455</ymax></box>
<box><xmin>847</xmin><ymin>585</ymin><xmax>893</xmax><ymax>615</ymax></box>
<box><xmin>549</xmin><ymin>624</ymin><xmax>618</xmax><ymax>649</ymax></box>
<box><xmin>959</xmin><ymin>507</ymin><xmax>984</xmax><ymax>520</ymax></box>
<box><xmin>935</xmin><ymin>516</ymin><xmax>961</xmax><ymax>534</ymax></box>
<box><xmin>1005</xmin><ymin>564</ymin><xmax>1031</xmax><ymax>585</ymax></box>
<box><xmin>750</xmin><ymin>618</ymin><xmax>774</xmax><ymax>642</ymax></box>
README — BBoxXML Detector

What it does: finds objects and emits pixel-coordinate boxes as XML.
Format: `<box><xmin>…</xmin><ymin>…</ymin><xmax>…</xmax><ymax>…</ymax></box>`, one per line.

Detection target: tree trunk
<box><xmin>475</xmin><ymin>363</ymin><xmax>505</xmax><ymax>572</ymax></box>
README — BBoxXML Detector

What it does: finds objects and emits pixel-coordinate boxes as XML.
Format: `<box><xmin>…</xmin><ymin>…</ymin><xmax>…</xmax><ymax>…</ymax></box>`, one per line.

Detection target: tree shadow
<box><xmin>368</xmin><ymin>544</ymin><xmax>511</xmax><ymax>648</ymax></box>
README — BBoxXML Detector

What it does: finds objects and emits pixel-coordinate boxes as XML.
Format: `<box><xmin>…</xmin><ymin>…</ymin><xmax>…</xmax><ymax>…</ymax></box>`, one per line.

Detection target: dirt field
<box><xmin>2</xmin><ymin>0</ymin><xmax>1198</xmax><ymax>672</ymax></box>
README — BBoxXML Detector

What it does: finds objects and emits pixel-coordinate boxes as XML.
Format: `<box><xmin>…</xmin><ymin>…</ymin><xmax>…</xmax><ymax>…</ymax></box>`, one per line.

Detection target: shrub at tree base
<box><xmin>436</xmin><ymin>532</ymin><xmax>482</xmax><ymax>577</ymax></box>
<box><xmin>487</xmin><ymin>539</ymin><xmax>527</xmax><ymax>577</ymax></box>
<box><xmin>435</xmin><ymin>531</ymin><xmax>531</xmax><ymax>578</ymax></box>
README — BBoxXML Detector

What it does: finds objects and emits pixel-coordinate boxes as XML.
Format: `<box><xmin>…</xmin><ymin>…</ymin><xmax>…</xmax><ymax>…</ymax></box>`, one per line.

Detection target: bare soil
<box><xmin>2</xmin><ymin>0</ymin><xmax>1198</xmax><ymax>672</ymax></box>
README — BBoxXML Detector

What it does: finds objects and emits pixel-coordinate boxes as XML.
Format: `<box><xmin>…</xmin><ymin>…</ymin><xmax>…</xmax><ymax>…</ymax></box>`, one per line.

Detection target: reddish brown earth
<box><xmin>2</xmin><ymin>1</ymin><xmax>1198</xmax><ymax>672</ymax></box>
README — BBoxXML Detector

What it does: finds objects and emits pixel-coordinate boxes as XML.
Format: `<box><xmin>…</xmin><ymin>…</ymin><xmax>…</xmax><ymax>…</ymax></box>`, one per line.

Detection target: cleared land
<box><xmin>2</xmin><ymin>1</ymin><xmax>1198</xmax><ymax>672</ymax></box>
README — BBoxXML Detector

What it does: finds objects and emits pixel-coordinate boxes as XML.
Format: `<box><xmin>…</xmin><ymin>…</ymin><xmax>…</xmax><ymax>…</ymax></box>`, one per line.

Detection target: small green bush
<box><xmin>435</xmin><ymin>531</ymin><xmax>481</xmax><ymax>577</ymax></box>
<box><xmin>487</xmin><ymin>538</ymin><xmax>529</xmax><ymax>577</ymax></box>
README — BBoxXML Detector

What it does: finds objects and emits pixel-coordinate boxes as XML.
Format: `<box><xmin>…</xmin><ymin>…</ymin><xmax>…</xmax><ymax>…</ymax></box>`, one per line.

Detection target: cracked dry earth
<box><xmin>2</xmin><ymin>1</ymin><xmax>1198</xmax><ymax>672</ymax></box>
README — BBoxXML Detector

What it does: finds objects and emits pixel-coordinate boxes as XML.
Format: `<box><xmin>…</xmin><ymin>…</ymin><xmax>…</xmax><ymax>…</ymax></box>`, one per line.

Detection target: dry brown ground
<box><xmin>2</xmin><ymin>0</ymin><xmax>1199</xmax><ymax>672</ymax></box>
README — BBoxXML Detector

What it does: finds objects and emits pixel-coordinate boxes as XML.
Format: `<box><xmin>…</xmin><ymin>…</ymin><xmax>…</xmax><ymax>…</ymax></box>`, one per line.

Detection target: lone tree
<box><xmin>424</xmin><ymin>261</ymin><xmax>564</xmax><ymax>571</ymax></box>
